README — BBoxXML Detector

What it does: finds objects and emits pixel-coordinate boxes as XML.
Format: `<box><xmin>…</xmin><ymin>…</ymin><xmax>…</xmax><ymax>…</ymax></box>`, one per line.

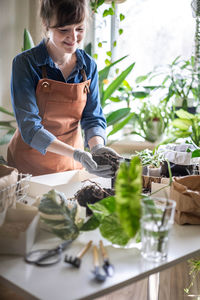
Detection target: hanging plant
<box><xmin>90</xmin><ymin>0</ymin><xmax>126</xmax><ymax>13</ymax></box>
<box><xmin>105</xmin><ymin>0</ymin><xmax>126</xmax><ymax>3</ymax></box>
<box><xmin>89</xmin><ymin>0</ymin><xmax>125</xmax><ymax>64</ymax></box>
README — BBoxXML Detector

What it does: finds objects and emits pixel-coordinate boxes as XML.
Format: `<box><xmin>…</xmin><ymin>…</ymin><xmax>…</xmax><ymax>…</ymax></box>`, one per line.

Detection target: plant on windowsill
<box><xmin>129</xmin><ymin>101</ymin><xmax>170</xmax><ymax>143</ymax></box>
<box><xmin>162</xmin><ymin>109</ymin><xmax>200</xmax><ymax>147</ymax></box>
<box><xmin>106</xmin><ymin>93</ymin><xmax>171</xmax><ymax>143</ymax></box>
<box><xmin>142</xmin><ymin>56</ymin><xmax>199</xmax><ymax>114</ymax></box>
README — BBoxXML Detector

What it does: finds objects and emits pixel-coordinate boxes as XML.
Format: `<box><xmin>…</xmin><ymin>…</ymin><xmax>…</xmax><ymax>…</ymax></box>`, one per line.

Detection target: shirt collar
<box><xmin>34</xmin><ymin>39</ymin><xmax>87</xmax><ymax>71</ymax></box>
<box><xmin>34</xmin><ymin>39</ymin><xmax>54</xmax><ymax>67</ymax></box>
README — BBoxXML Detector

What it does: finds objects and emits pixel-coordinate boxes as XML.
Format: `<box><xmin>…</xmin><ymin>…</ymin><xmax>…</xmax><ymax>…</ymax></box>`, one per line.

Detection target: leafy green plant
<box><xmin>137</xmin><ymin>55</ymin><xmax>200</xmax><ymax>113</ymax></box>
<box><xmin>129</xmin><ymin>101</ymin><xmax>170</xmax><ymax>143</ymax></box>
<box><xmin>166</xmin><ymin>109</ymin><xmax>200</xmax><ymax>147</ymax></box>
<box><xmin>39</xmin><ymin>189</ymin><xmax>80</xmax><ymax>240</ymax></box>
<box><xmin>136</xmin><ymin>149</ymin><xmax>165</xmax><ymax>168</ymax></box>
<box><xmin>0</xmin><ymin>29</ymin><xmax>34</xmax><ymax>145</ymax></box>
<box><xmin>21</xmin><ymin>28</ymin><xmax>35</xmax><ymax>52</ymax></box>
<box><xmin>101</xmin><ymin>65</ymin><xmax>172</xmax><ymax>142</ymax></box>
<box><xmin>150</xmin><ymin>56</ymin><xmax>197</xmax><ymax>111</ymax></box>
<box><xmin>115</xmin><ymin>155</ymin><xmax>142</xmax><ymax>237</ymax></box>
<box><xmin>38</xmin><ymin>156</ymin><xmax>142</xmax><ymax>246</ymax></box>
<box><xmin>90</xmin><ymin>1</ymin><xmax>125</xmax><ymax>63</ymax></box>
<box><xmin>37</xmin><ymin>155</ymin><xmax>173</xmax><ymax>246</ymax></box>
<box><xmin>107</xmin><ymin>99</ymin><xmax>170</xmax><ymax>142</ymax></box>
<box><xmin>184</xmin><ymin>258</ymin><xmax>200</xmax><ymax>295</ymax></box>
<box><xmin>163</xmin><ymin>56</ymin><xmax>197</xmax><ymax>110</ymax></box>
<box><xmin>0</xmin><ymin>107</ymin><xmax>16</xmax><ymax>145</ymax></box>
<box><xmin>81</xmin><ymin>156</ymin><xmax>142</xmax><ymax>246</ymax></box>
<box><xmin>96</xmin><ymin>56</ymin><xmax>135</xmax><ymax>130</ymax></box>
<box><xmin>105</xmin><ymin>79</ymin><xmax>152</xmax><ymax>132</ymax></box>
<box><xmin>90</xmin><ymin>0</ymin><xmax>112</xmax><ymax>14</ymax></box>
<box><xmin>99</xmin><ymin>60</ymin><xmax>135</xmax><ymax>108</ymax></box>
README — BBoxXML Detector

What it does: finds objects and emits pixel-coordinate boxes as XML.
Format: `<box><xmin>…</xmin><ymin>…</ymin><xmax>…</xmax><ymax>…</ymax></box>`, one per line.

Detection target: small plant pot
<box><xmin>174</xmin><ymin>98</ymin><xmax>197</xmax><ymax>114</ymax></box>
<box><xmin>175</xmin><ymin>106</ymin><xmax>196</xmax><ymax>114</ymax></box>
<box><xmin>147</xmin><ymin>165</ymin><xmax>161</xmax><ymax>177</ymax></box>
<box><xmin>142</xmin><ymin>165</ymin><xmax>148</xmax><ymax>175</ymax></box>
<box><xmin>145</xmin><ymin>120</ymin><xmax>163</xmax><ymax>143</ymax></box>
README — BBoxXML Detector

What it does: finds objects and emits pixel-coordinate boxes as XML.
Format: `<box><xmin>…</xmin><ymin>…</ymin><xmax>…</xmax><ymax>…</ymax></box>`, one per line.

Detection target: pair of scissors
<box><xmin>25</xmin><ymin>240</ymin><xmax>73</xmax><ymax>266</ymax></box>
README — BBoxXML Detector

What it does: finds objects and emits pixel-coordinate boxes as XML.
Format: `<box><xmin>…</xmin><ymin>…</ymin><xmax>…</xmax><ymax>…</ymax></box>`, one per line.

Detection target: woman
<box><xmin>7</xmin><ymin>0</ymin><xmax>119</xmax><ymax>177</ymax></box>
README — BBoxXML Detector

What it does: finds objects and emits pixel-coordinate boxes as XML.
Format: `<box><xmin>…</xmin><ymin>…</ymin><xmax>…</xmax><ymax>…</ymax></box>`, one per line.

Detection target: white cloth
<box><xmin>157</xmin><ymin>143</ymin><xmax>196</xmax><ymax>165</ymax></box>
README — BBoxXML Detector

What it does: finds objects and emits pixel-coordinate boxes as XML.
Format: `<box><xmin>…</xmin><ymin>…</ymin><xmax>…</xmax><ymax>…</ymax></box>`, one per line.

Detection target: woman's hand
<box><xmin>91</xmin><ymin>144</ymin><xmax>121</xmax><ymax>158</ymax></box>
<box><xmin>73</xmin><ymin>149</ymin><xmax>113</xmax><ymax>178</ymax></box>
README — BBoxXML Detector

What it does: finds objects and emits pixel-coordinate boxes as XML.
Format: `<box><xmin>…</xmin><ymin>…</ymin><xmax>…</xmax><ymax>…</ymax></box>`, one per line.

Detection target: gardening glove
<box><xmin>91</xmin><ymin>144</ymin><xmax>121</xmax><ymax>159</ymax></box>
<box><xmin>73</xmin><ymin>149</ymin><xmax>113</xmax><ymax>178</ymax></box>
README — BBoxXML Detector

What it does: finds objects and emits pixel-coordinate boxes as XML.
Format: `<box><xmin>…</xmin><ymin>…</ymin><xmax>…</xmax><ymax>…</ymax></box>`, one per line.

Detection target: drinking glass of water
<box><xmin>140</xmin><ymin>197</ymin><xmax>176</xmax><ymax>262</ymax></box>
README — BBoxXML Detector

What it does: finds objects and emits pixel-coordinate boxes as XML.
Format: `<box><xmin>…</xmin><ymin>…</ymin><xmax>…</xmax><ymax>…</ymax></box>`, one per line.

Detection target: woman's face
<box><xmin>48</xmin><ymin>20</ymin><xmax>86</xmax><ymax>54</ymax></box>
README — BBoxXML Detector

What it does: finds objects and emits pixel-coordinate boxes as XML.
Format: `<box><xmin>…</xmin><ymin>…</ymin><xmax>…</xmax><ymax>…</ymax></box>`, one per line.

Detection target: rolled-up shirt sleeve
<box><xmin>81</xmin><ymin>61</ymin><xmax>107</xmax><ymax>148</ymax></box>
<box><xmin>11</xmin><ymin>54</ymin><xmax>55</xmax><ymax>155</ymax></box>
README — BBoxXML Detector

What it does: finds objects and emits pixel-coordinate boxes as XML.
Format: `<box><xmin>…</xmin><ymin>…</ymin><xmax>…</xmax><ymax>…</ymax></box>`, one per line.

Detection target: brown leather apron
<box><xmin>7</xmin><ymin>66</ymin><xmax>90</xmax><ymax>176</ymax></box>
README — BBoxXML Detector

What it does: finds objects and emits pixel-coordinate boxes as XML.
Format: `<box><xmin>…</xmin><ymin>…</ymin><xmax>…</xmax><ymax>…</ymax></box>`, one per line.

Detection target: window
<box><xmin>92</xmin><ymin>0</ymin><xmax>195</xmax><ymax>80</ymax></box>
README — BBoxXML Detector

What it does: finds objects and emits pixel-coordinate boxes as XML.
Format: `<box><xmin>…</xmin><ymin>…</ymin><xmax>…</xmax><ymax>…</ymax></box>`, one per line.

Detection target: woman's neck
<box><xmin>46</xmin><ymin>39</ymin><xmax>77</xmax><ymax>79</ymax></box>
<box><xmin>46</xmin><ymin>39</ymin><xmax>75</xmax><ymax>67</ymax></box>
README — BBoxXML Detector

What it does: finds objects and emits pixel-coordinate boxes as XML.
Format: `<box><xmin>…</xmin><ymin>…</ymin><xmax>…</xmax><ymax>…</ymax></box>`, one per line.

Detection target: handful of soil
<box><xmin>75</xmin><ymin>183</ymin><xmax>115</xmax><ymax>215</ymax></box>
<box><xmin>92</xmin><ymin>153</ymin><xmax>120</xmax><ymax>176</ymax></box>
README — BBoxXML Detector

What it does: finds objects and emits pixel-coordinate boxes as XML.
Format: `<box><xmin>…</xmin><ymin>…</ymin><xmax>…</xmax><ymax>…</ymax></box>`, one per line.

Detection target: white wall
<box><xmin>0</xmin><ymin>0</ymin><xmax>41</xmax><ymax>158</ymax></box>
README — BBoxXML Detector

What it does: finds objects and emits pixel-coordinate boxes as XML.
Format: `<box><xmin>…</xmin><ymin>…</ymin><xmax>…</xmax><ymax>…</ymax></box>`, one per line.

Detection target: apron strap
<box><xmin>80</xmin><ymin>69</ymin><xmax>90</xmax><ymax>94</ymax></box>
<box><xmin>41</xmin><ymin>66</ymin><xmax>90</xmax><ymax>93</ymax></box>
<box><xmin>41</xmin><ymin>66</ymin><xmax>48</xmax><ymax>78</ymax></box>
<box><xmin>80</xmin><ymin>68</ymin><xmax>87</xmax><ymax>81</ymax></box>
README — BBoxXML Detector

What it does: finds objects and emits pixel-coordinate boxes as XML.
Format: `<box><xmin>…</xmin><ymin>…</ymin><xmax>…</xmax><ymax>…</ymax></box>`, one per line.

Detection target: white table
<box><xmin>0</xmin><ymin>223</ymin><xmax>199</xmax><ymax>300</ymax></box>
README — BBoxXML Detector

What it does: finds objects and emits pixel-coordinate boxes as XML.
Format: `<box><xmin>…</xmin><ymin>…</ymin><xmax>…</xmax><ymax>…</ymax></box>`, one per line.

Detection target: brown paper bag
<box><xmin>142</xmin><ymin>175</ymin><xmax>161</xmax><ymax>192</ymax></box>
<box><xmin>170</xmin><ymin>175</ymin><xmax>200</xmax><ymax>225</ymax></box>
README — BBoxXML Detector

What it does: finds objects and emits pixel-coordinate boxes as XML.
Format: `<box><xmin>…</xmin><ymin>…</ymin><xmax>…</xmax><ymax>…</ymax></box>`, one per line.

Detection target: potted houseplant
<box><xmin>164</xmin><ymin>109</ymin><xmax>200</xmax><ymax>147</ymax></box>
<box><xmin>163</xmin><ymin>56</ymin><xmax>198</xmax><ymax>114</ymax></box>
<box><xmin>136</xmin><ymin>55</ymin><xmax>199</xmax><ymax>114</ymax></box>
<box><xmin>106</xmin><ymin>97</ymin><xmax>170</xmax><ymax>143</ymax></box>
<box><xmin>129</xmin><ymin>101</ymin><xmax>170</xmax><ymax>143</ymax></box>
<box><xmin>153</xmin><ymin>56</ymin><xmax>198</xmax><ymax>113</ymax></box>
<box><xmin>136</xmin><ymin>149</ymin><xmax>165</xmax><ymax>177</ymax></box>
<box><xmin>38</xmin><ymin>156</ymin><xmax>142</xmax><ymax>247</ymax></box>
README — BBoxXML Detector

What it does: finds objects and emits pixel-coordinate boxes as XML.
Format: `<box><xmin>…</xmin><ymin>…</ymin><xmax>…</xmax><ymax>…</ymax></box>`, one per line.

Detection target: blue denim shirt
<box><xmin>11</xmin><ymin>39</ymin><xmax>106</xmax><ymax>154</ymax></box>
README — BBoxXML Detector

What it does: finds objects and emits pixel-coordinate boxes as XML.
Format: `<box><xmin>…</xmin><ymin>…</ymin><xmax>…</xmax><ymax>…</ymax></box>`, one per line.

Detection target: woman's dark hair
<box><xmin>40</xmin><ymin>0</ymin><xmax>88</xmax><ymax>28</ymax></box>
